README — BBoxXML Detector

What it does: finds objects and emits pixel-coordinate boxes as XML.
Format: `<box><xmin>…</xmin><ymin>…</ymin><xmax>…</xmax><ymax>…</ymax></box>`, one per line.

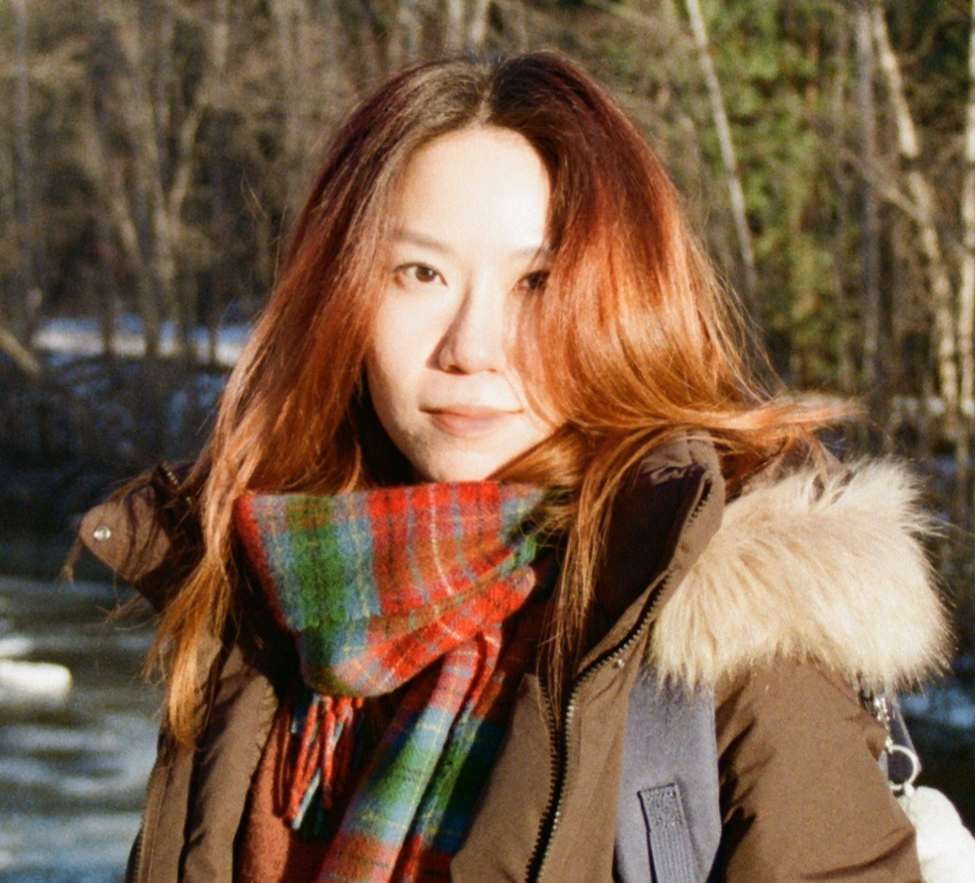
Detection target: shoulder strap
<box><xmin>614</xmin><ymin>674</ymin><xmax>722</xmax><ymax>883</ymax></box>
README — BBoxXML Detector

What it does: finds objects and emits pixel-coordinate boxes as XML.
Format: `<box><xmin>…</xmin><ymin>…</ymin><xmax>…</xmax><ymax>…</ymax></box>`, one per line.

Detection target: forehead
<box><xmin>392</xmin><ymin>126</ymin><xmax>552</xmax><ymax>254</ymax></box>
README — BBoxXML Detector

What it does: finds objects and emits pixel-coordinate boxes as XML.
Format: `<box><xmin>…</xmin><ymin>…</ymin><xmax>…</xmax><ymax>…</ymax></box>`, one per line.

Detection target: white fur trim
<box><xmin>650</xmin><ymin>461</ymin><xmax>949</xmax><ymax>690</ymax></box>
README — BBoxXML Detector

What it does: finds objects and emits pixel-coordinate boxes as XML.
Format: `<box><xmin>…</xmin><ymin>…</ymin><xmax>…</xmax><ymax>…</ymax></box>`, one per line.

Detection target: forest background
<box><xmin>0</xmin><ymin>0</ymin><xmax>973</xmax><ymax>816</ymax></box>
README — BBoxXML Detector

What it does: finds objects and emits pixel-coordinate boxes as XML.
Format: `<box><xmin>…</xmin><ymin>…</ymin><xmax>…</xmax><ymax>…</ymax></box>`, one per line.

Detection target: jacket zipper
<box><xmin>524</xmin><ymin>483</ymin><xmax>713</xmax><ymax>883</ymax></box>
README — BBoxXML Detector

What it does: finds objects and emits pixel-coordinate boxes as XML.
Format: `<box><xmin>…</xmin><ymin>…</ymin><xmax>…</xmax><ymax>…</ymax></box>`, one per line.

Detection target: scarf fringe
<box><xmin>286</xmin><ymin>692</ymin><xmax>364</xmax><ymax>831</ymax></box>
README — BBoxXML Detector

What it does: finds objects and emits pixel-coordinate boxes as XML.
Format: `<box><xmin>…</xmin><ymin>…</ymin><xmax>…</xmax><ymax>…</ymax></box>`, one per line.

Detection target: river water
<box><xmin>0</xmin><ymin>575</ymin><xmax>158</xmax><ymax>882</ymax></box>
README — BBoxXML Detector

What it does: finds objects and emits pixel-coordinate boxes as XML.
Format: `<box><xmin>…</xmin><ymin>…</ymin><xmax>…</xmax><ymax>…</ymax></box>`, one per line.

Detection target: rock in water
<box><xmin>0</xmin><ymin>659</ymin><xmax>72</xmax><ymax>706</ymax></box>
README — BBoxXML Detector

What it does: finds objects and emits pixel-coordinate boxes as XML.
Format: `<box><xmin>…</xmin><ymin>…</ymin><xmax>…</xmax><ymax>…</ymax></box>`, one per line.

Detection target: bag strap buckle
<box><xmin>862</xmin><ymin>690</ymin><xmax>922</xmax><ymax>797</ymax></box>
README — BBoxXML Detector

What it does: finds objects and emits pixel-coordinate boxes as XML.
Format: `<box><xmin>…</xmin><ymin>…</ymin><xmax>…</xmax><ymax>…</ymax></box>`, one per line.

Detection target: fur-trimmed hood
<box><xmin>650</xmin><ymin>459</ymin><xmax>950</xmax><ymax>693</ymax></box>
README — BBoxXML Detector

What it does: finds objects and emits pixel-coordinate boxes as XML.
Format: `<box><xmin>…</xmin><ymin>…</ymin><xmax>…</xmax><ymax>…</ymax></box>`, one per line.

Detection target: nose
<box><xmin>436</xmin><ymin>282</ymin><xmax>509</xmax><ymax>374</ymax></box>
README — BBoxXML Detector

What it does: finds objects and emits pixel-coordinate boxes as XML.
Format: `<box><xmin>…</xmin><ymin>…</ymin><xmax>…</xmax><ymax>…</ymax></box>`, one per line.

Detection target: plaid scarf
<box><xmin>234</xmin><ymin>482</ymin><xmax>553</xmax><ymax>883</ymax></box>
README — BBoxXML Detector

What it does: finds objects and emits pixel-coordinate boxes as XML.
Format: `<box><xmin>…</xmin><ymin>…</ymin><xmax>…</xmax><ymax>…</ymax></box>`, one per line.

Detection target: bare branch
<box><xmin>0</xmin><ymin>320</ymin><xmax>40</xmax><ymax>376</ymax></box>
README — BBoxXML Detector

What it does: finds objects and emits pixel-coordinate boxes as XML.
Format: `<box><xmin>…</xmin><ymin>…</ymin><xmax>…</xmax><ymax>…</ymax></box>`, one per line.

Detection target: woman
<box><xmin>79</xmin><ymin>52</ymin><xmax>948</xmax><ymax>883</ymax></box>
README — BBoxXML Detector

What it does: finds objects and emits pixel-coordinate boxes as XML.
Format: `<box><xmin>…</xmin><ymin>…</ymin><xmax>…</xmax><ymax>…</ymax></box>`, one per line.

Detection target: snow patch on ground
<box><xmin>34</xmin><ymin>316</ymin><xmax>250</xmax><ymax>368</ymax></box>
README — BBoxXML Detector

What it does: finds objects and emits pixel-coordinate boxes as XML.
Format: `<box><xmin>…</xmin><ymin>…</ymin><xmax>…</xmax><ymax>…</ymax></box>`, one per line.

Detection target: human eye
<box><xmin>393</xmin><ymin>263</ymin><xmax>445</xmax><ymax>287</ymax></box>
<box><xmin>517</xmin><ymin>269</ymin><xmax>550</xmax><ymax>293</ymax></box>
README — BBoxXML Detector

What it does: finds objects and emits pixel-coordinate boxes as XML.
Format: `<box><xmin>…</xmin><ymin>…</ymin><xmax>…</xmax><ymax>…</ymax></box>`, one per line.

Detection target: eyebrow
<box><xmin>392</xmin><ymin>229</ymin><xmax>553</xmax><ymax>261</ymax></box>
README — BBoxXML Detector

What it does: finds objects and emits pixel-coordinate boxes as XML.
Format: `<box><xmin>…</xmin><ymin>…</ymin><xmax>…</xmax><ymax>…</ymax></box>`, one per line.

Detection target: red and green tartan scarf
<box><xmin>234</xmin><ymin>481</ymin><xmax>554</xmax><ymax>883</ymax></box>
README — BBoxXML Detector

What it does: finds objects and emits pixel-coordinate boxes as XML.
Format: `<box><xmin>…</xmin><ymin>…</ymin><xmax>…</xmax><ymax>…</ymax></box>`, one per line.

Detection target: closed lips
<box><xmin>425</xmin><ymin>408</ymin><xmax>519</xmax><ymax>438</ymax></box>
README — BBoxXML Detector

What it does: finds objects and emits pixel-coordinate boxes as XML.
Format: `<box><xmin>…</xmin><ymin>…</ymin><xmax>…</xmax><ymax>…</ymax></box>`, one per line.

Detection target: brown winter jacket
<box><xmin>78</xmin><ymin>438</ymin><xmax>946</xmax><ymax>883</ymax></box>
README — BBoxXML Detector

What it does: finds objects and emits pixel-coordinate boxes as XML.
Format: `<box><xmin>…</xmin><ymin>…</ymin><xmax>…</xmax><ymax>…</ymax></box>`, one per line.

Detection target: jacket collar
<box><xmin>578</xmin><ymin>436</ymin><xmax>946</xmax><ymax>693</ymax></box>
<box><xmin>580</xmin><ymin>436</ymin><xmax>725</xmax><ymax>672</ymax></box>
<box><xmin>648</xmin><ymin>457</ymin><xmax>948</xmax><ymax>693</ymax></box>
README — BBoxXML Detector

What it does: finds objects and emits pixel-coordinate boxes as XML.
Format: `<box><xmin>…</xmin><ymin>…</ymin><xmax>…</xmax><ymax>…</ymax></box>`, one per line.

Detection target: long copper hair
<box><xmin>155</xmin><ymin>52</ymin><xmax>836</xmax><ymax>744</ymax></box>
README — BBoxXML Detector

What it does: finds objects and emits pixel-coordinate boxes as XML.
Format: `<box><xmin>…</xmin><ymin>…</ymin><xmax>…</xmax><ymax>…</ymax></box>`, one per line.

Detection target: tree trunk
<box><xmin>13</xmin><ymin>0</ymin><xmax>36</xmax><ymax>343</ymax></box>
<box><xmin>855</xmin><ymin>0</ymin><xmax>883</xmax><ymax>431</ymax></box>
<box><xmin>271</xmin><ymin>0</ymin><xmax>316</xmax><ymax>210</ymax></box>
<box><xmin>0</xmin><ymin>319</ymin><xmax>40</xmax><ymax>376</ymax></box>
<box><xmin>151</xmin><ymin>0</ymin><xmax>189</xmax><ymax>362</ymax></box>
<box><xmin>830</xmin><ymin>13</ymin><xmax>856</xmax><ymax>395</ymax></box>
<box><xmin>394</xmin><ymin>0</ymin><xmax>422</xmax><ymax>69</ymax></box>
<box><xmin>683</xmin><ymin>0</ymin><xmax>757</xmax><ymax>313</ymax></box>
<box><xmin>208</xmin><ymin>0</ymin><xmax>231</xmax><ymax>368</ymax></box>
<box><xmin>871</xmin><ymin>1</ymin><xmax>960</xmax><ymax>440</ymax></box>
<box><xmin>106</xmin><ymin>0</ymin><xmax>165</xmax><ymax>359</ymax></box>
<box><xmin>444</xmin><ymin>0</ymin><xmax>464</xmax><ymax>52</ymax></box>
<box><xmin>956</xmin><ymin>17</ymin><xmax>975</xmax><ymax>514</ymax></box>
<box><xmin>467</xmin><ymin>0</ymin><xmax>494</xmax><ymax>50</ymax></box>
<box><xmin>960</xmin><ymin>22</ymin><xmax>975</xmax><ymax>422</ymax></box>
<box><xmin>93</xmin><ymin>0</ymin><xmax>218</xmax><ymax>365</ymax></box>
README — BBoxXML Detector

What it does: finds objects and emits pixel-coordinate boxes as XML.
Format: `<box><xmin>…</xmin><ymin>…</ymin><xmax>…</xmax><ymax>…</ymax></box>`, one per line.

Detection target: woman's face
<box><xmin>366</xmin><ymin>126</ymin><xmax>559</xmax><ymax>482</ymax></box>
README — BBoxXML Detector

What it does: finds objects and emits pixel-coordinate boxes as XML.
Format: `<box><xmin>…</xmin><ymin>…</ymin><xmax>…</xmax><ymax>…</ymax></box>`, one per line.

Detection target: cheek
<box><xmin>367</xmin><ymin>307</ymin><xmax>399</xmax><ymax>382</ymax></box>
<box><xmin>367</xmin><ymin>294</ymin><xmax>445</xmax><ymax>404</ymax></box>
<box><xmin>365</xmin><ymin>314</ymin><xmax>424</xmax><ymax>428</ymax></box>
<box><xmin>366</xmin><ymin>348</ymin><xmax>404</xmax><ymax>419</ymax></box>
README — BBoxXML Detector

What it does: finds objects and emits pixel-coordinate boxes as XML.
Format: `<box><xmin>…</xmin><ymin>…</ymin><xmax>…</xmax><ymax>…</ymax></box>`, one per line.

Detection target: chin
<box><xmin>411</xmin><ymin>451</ymin><xmax>503</xmax><ymax>484</ymax></box>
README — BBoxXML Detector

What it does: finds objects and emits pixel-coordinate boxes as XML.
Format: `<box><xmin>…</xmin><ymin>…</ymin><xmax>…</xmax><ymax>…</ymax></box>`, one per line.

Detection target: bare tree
<box><xmin>871</xmin><ymin>1</ymin><xmax>961</xmax><ymax>436</ymax></box>
<box><xmin>270</xmin><ymin>0</ymin><xmax>316</xmax><ymax>208</ymax></box>
<box><xmin>466</xmin><ymin>0</ymin><xmax>493</xmax><ymax>49</ymax></box>
<box><xmin>0</xmin><ymin>319</ymin><xmax>40</xmax><ymax>376</ymax></box>
<box><xmin>683</xmin><ymin>0</ymin><xmax>757</xmax><ymax>313</ymax></box>
<box><xmin>855</xmin><ymin>0</ymin><xmax>883</xmax><ymax>424</ymax></box>
<box><xmin>206</xmin><ymin>0</ymin><xmax>231</xmax><ymax>367</ymax></box>
<box><xmin>11</xmin><ymin>0</ymin><xmax>38</xmax><ymax>348</ymax></box>
<box><xmin>444</xmin><ymin>0</ymin><xmax>465</xmax><ymax>53</ymax></box>
<box><xmin>392</xmin><ymin>0</ymin><xmax>423</xmax><ymax>69</ymax></box>
<box><xmin>960</xmin><ymin>19</ymin><xmax>975</xmax><ymax>427</ymax></box>
<box><xmin>444</xmin><ymin>0</ymin><xmax>494</xmax><ymax>51</ymax></box>
<box><xmin>957</xmin><ymin>15</ymin><xmax>975</xmax><ymax>513</ymax></box>
<box><xmin>77</xmin><ymin>0</ymin><xmax>233</xmax><ymax>361</ymax></box>
<box><xmin>270</xmin><ymin>0</ymin><xmax>360</xmax><ymax>210</ymax></box>
<box><xmin>577</xmin><ymin>0</ymin><xmax>754</xmax><ymax>311</ymax></box>
<box><xmin>830</xmin><ymin>13</ymin><xmax>857</xmax><ymax>395</ymax></box>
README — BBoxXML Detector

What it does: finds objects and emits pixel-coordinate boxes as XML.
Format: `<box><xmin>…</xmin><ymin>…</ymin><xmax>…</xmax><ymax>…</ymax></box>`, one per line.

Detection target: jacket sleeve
<box><xmin>77</xmin><ymin>464</ymin><xmax>200</xmax><ymax>610</ymax></box>
<box><xmin>714</xmin><ymin>658</ymin><xmax>923</xmax><ymax>883</ymax></box>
